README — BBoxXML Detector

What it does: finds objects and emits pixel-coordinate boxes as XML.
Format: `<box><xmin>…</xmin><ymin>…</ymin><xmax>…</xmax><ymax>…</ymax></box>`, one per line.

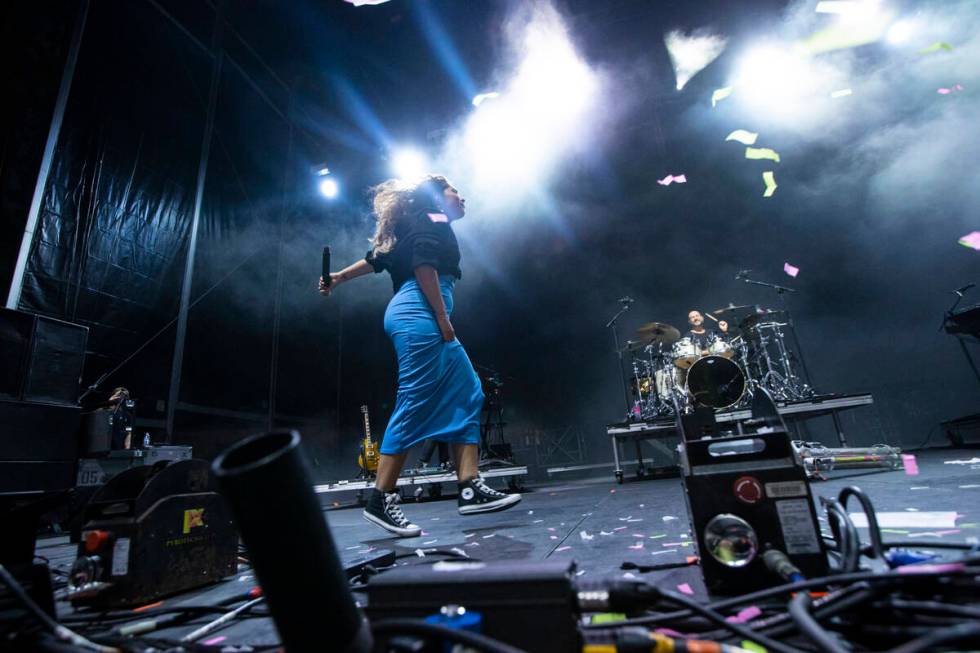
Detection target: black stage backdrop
<box><xmin>2</xmin><ymin>0</ymin><xmax>977</xmax><ymax>480</ymax></box>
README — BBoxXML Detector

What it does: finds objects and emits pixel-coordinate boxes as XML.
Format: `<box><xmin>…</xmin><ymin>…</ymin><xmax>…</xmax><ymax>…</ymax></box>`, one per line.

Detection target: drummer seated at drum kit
<box><xmin>676</xmin><ymin>310</ymin><xmax>732</xmax><ymax>367</ymax></box>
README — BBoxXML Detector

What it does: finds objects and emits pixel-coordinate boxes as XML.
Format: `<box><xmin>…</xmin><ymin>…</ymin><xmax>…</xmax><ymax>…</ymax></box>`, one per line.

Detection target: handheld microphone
<box><xmin>953</xmin><ymin>282</ymin><xmax>975</xmax><ymax>296</ymax></box>
<box><xmin>322</xmin><ymin>246</ymin><xmax>331</xmax><ymax>288</ymax></box>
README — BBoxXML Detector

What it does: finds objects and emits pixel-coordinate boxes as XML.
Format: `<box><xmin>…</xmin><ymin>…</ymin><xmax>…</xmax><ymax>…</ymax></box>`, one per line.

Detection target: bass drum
<box><xmin>686</xmin><ymin>355</ymin><xmax>746</xmax><ymax>409</ymax></box>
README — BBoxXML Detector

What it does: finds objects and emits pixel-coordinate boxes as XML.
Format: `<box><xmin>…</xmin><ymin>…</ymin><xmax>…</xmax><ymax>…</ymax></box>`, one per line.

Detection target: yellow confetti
<box><xmin>763</xmin><ymin>171</ymin><xmax>777</xmax><ymax>197</ymax></box>
<box><xmin>746</xmin><ymin>147</ymin><xmax>781</xmax><ymax>163</ymax></box>
<box><xmin>919</xmin><ymin>41</ymin><xmax>954</xmax><ymax>54</ymax></box>
<box><xmin>725</xmin><ymin>130</ymin><xmax>758</xmax><ymax>145</ymax></box>
<box><xmin>711</xmin><ymin>86</ymin><xmax>734</xmax><ymax>107</ymax></box>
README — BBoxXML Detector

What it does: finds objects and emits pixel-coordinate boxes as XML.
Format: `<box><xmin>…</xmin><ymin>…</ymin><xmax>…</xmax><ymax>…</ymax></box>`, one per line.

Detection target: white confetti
<box><xmin>662</xmin><ymin>516</ymin><xmax>678</xmax><ymax>522</ymax></box>
<box><xmin>483</xmin><ymin>534</ymin><xmax>496</xmax><ymax>539</ymax></box>
<box><xmin>422</xmin><ymin>539</ymin><xmax>438</xmax><ymax>545</ymax></box>
<box><xmin>414</xmin><ymin>549</ymin><xmax>426</xmax><ymax>558</ymax></box>
<box><xmin>580</xmin><ymin>531</ymin><xmax>595</xmax><ymax>541</ymax></box>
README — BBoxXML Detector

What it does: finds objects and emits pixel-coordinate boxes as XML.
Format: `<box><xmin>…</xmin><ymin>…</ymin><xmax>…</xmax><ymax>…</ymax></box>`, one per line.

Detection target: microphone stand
<box><xmin>606</xmin><ymin>301</ymin><xmax>635</xmax><ymax>421</ymax></box>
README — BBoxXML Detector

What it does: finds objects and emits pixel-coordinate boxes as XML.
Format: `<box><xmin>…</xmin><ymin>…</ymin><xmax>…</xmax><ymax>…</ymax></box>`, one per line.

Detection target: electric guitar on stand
<box><xmin>358</xmin><ymin>405</ymin><xmax>380</xmax><ymax>477</ymax></box>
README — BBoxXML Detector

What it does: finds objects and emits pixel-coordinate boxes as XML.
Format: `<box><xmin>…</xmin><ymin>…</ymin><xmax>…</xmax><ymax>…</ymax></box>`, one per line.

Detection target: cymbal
<box><xmin>712</xmin><ymin>303</ymin><xmax>756</xmax><ymax>315</ymax></box>
<box><xmin>635</xmin><ymin>322</ymin><xmax>681</xmax><ymax>344</ymax></box>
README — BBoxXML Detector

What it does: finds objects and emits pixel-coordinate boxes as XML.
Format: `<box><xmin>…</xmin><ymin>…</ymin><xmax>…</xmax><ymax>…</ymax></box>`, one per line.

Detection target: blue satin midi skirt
<box><xmin>380</xmin><ymin>275</ymin><xmax>484</xmax><ymax>454</ymax></box>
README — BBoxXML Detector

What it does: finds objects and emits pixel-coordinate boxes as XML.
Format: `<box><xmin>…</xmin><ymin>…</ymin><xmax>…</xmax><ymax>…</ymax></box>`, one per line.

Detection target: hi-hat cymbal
<box><xmin>635</xmin><ymin>322</ymin><xmax>681</xmax><ymax>344</ymax></box>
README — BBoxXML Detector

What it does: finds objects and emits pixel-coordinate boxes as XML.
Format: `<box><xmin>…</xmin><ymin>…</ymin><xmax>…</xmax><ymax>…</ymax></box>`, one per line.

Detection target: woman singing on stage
<box><xmin>320</xmin><ymin>175</ymin><xmax>521</xmax><ymax>537</ymax></box>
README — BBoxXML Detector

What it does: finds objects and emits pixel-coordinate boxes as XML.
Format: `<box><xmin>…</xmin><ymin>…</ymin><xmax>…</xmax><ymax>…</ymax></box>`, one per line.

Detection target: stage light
<box><xmin>704</xmin><ymin>514</ymin><xmax>759</xmax><ymax>568</ymax></box>
<box><xmin>733</xmin><ymin>45</ymin><xmax>814</xmax><ymax>117</ymax></box>
<box><xmin>318</xmin><ymin>177</ymin><xmax>340</xmax><ymax>199</ymax></box>
<box><xmin>885</xmin><ymin>19</ymin><xmax>915</xmax><ymax>44</ymax></box>
<box><xmin>391</xmin><ymin>148</ymin><xmax>428</xmax><ymax>181</ymax></box>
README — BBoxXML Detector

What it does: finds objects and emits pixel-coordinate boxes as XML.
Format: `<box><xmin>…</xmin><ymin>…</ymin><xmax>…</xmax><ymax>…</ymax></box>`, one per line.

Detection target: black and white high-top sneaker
<box><xmin>363</xmin><ymin>490</ymin><xmax>422</xmax><ymax>537</ymax></box>
<box><xmin>457</xmin><ymin>476</ymin><xmax>521</xmax><ymax>515</ymax></box>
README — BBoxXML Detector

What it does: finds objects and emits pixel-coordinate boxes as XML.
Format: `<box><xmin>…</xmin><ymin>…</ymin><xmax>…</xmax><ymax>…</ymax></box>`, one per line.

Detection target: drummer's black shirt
<box><xmin>365</xmin><ymin>209</ymin><xmax>463</xmax><ymax>293</ymax></box>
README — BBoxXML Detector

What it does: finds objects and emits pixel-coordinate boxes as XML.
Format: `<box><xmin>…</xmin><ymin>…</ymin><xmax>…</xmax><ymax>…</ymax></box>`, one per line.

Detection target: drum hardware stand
<box><xmin>606</xmin><ymin>297</ymin><xmax>636</xmax><ymax>421</ymax></box>
<box><xmin>942</xmin><ymin>283</ymin><xmax>980</xmax><ymax>393</ymax></box>
<box><xmin>736</xmin><ymin>273</ymin><xmax>814</xmax><ymax>400</ymax></box>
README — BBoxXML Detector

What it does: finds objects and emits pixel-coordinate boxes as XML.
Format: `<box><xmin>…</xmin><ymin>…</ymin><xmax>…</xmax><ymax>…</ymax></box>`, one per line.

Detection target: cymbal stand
<box><xmin>737</xmin><ymin>274</ymin><xmax>814</xmax><ymax>398</ymax></box>
<box><xmin>606</xmin><ymin>298</ymin><xmax>635</xmax><ymax>421</ymax></box>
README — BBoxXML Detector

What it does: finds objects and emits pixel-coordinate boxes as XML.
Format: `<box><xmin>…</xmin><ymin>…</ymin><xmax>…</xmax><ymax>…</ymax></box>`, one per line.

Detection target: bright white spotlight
<box><xmin>733</xmin><ymin>45</ymin><xmax>818</xmax><ymax>118</ymax></box>
<box><xmin>318</xmin><ymin>177</ymin><xmax>339</xmax><ymax>199</ymax></box>
<box><xmin>391</xmin><ymin>148</ymin><xmax>428</xmax><ymax>181</ymax></box>
<box><xmin>885</xmin><ymin>19</ymin><xmax>915</xmax><ymax>44</ymax></box>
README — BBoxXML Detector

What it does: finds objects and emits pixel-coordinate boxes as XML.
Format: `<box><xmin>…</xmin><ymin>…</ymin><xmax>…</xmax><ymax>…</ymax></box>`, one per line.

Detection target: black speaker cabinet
<box><xmin>678</xmin><ymin>405</ymin><xmax>827</xmax><ymax>595</ymax></box>
<box><xmin>0</xmin><ymin>308</ymin><xmax>88</xmax><ymax>406</ymax></box>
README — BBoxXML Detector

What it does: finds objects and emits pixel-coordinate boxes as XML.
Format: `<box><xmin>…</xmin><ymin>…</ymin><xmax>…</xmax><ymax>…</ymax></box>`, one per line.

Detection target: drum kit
<box><xmin>623</xmin><ymin>304</ymin><xmax>812</xmax><ymax>419</ymax></box>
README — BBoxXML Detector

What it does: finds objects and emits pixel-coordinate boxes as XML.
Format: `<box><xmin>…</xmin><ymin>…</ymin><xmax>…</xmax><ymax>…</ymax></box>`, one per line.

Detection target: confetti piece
<box><xmin>712</xmin><ymin>86</ymin><xmax>734</xmax><ymax>107</ymax></box>
<box><xmin>344</xmin><ymin>0</ymin><xmax>391</xmax><ymax>5</ymax></box>
<box><xmin>881</xmin><ymin>529</ymin><xmax>910</xmax><ymax>535</ymax></box>
<box><xmin>727</xmin><ymin>606</ymin><xmax>763</xmax><ymax>624</ymax></box>
<box><xmin>677</xmin><ymin>582</ymin><xmax>694</xmax><ymax>595</ymax></box>
<box><xmin>548</xmin><ymin>527</ymin><xmax>557</xmax><ymax>531</ymax></box>
<box><xmin>532</xmin><ymin>519</ymin><xmax>544</xmax><ymax>523</ymax></box>
<box><xmin>959</xmin><ymin>484</ymin><xmax>980</xmax><ymax>489</ymax></box>
<box><xmin>628</xmin><ymin>543</ymin><xmax>645</xmax><ymax>550</ymax></box>
<box><xmin>944</xmin><ymin>457</ymin><xmax>980</xmax><ymax>465</ymax></box>
<box><xmin>910</xmin><ymin>486</ymin><xmax>929</xmax><ymax>490</ymax></box>
<box><xmin>746</xmin><ymin>147</ymin><xmax>781</xmax><ymax>163</ymax></box>
<box><xmin>741</xmin><ymin>640</ymin><xmax>768</xmax><ymax>653</ymax></box>
<box><xmin>663</xmin><ymin>542</ymin><xmax>692</xmax><ymax>547</ymax></box>
<box><xmin>430</xmin><ymin>517</ymin><xmax>440</xmax><ymax>521</ymax></box>
<box><xmin>483</xmin><ymin>534</ymin><xmax>496</xmax><ymax>539</ymax></box>
<box><xmin>576</xmin><ymin>570</ymin><xmax>587</xmax><ymax>576</ymax></box>
<box><xmin>897</xmin><ymin>562</ymin><xmax>966</xmax><ymax>575</ymax></box>
<box><xmin>203</xmin><ymin>636</ymin><xmax>227</xmax><ymax>646</ymax></box>
<box><xmin>580</xmin><ymin>531</ymin><xmax>595</xmax><ymax>541</ymax></box>
<box><xmin>555</xmin><ymin>546</ymin><xmax>572</xmax><ymax>552</ymax></box>
<box><xmin>725</xmin><ymin>129</ymin><xmax>759</xmax><ymax>145</ymax></box>
<box><xmin>632</xmin><ymin>534</ymin><xmax>645</xmax><ymax>538</ymax></box>
<box><xmin>656</xmin><ymin>174</ymin><xmax>688</xmax><ymax>186</ymax></box>
<box><xmin>415</xmin><ymin>549</ymin><xmax>426</xmax><ymax>558</ymax></box>
<box><xmin>614</xmin><ymin>526</ymin><xmax>628</xmax><ymax>531</ymax></box>
<box><xmin>650</xmin><ymin>550</ymin><xmax>672</xmax><ymax>556</ymax></box>
<box><xmin>627</xmin><ymin>518</ymin><xmax>644</xmax><ymax>523</ymax></box>
<box><xmin>662</xmin><ymin>516</ymin><xmax>678</xmax><ymax>522</ymax></box>
<box><xmin>763</xmin><ymin>171</ymin><xmax>778</xmax><ymax>198</ymax></box>
<box><xmin>919</xmin><ymin>41</ymin><xmax>954</xmax><ymax>54</ymax></box>
<box><xmin>465</xmin><ymin>533</ymin><xmax>476</xmax><ymax>538</ymax></box>
<box><xmin>656</xmin><ymin>628</ymin><xmax>688</xmax><ymax>638</ymax></box>
<box><xmin>600</xmin><ymin>531</ymin><xmax>615</xmax><ymax>536</ymax></box>
<box><xmin>830</xmin><ymin>88</ymin><xmax>853</xmax><ymax>98</ymax></box>
<box><xmin>850</xmin><ymin>512</ymin><xmax>957</xmax><ymax>529</ymax></box>
<box><xmin>649</xmin><ymin>534</ymin><xmax>667</xmax><ymax>539</ymax></box>
<box><xmin>450</xmin><ymin>547</ymin><xmax>469</xmax><ymax>558</ymax></box>
<box><xmin>784</xmin><ymin>262</ymin><xmax>799</xmax><ymax>278</ymax></box>
<box><xmin>422</xmin><ymin>539</ymin><xmax>438</xmax><ymax>545</ymax></box>
<box><xmin>465</xmin><ymin>541</ymin><xmax>480</xmax><ymax>547</ymax></box>
<box><xmin>528</xmin><ymin>510</ymin><xmax>534</xmax><ymax>515</ymax></box>
<box><xmin>550</xmin><ymin>535</ymin><xmax>559</xmax><ymax>540</ymax></box>
<box><xmin>902</xmin><ymin>453</ymin><xmax>919</xmax><ymax>476</ymax></box>
<box><xmin>958</xmin><ymin>232</ymin><xmax>980</xmax><ymax>250</ymax></box>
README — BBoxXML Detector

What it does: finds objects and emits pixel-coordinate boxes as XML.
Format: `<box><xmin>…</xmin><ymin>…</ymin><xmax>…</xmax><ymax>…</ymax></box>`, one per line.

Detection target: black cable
<box><xmin>654</xmin><ymin>589</ymin><xmax>805</xmax><ymax>653</ymax></box>
<box><xmin>582</xmin><ymin>565</ymin><xmax>979</xmax><ymax>629</ymax></box>
<box><xmin>837</xmin><ymin>486</ymin><xmax>884</xmax><ymax>561</ymax></box>
<box><xmin>887</xmin><ymin>598</ymin><xmax>980</xmax><ymax>620</ymax></box>
<box><xmin>823</xmin><ymin>499</ymin><xmax>860</xmax><ymax>572</ymax></box>
<box><xmin>788</xmin><ymin>592</ymin><xmax>848</xmax><ymax>653</ymax></box>
<box><xmin>886</xmin><ymin>622</ymin><xmax>980</xmax><ymax>653</ymax></box>
<box><xmin>371</xmin><ymin>618</ymin><xmax>528</xmax><ymax>653</ymax></box>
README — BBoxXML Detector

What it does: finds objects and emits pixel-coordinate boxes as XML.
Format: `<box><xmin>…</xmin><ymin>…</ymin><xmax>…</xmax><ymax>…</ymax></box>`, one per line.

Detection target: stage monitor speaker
<box><xmin>24</xmin><ymin>314</ymin><xmax>88</xmax><ymax>405</ymax></box>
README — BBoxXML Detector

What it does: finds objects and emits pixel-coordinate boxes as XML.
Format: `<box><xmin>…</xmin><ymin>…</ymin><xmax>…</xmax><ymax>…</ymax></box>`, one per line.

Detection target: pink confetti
<box><xmin>657</xmin><ymin>174</ymin><xmax>688</xmax><ymax>186</ymax></box>
<box><xmin>677</xmin><ymin>583</ymin><xmax>694</xmax><ymax>595</ymax></box>
<box><xmin>344</xmin><ymin>0</ymin><xmax>392</xmax><ymax>6</ymax></box>
<box><xmin>897</xmin><ymin>562</ymin><xmax>966</xmax><ymax>574</ymax></box>
<box><xmin>726</xmin><ymin>606</ymin><xmax>762</xmax><ymax>624</ymax></box>
<box><xmin>938</xmin><ymin>85</ymin><xmax>964</xmax><ymax>94</ymax></box>
<box><xmin>784</xmin><ymin>262</ymin><xmax>800</xmax><ymax>277</ymax></box>
<box><xmin>203</xmin><ymin>636</ymin><xmax>227</xmax><ymax>646</ymax></box>
<box><xmin>555</xmin><ymin>546</ymin><xmax>572</xmax><ymax>552</ymax></box>
<box><xmin>655</xmin><ymin>628</ymin><xmax>689</xmax><ymax>638</ymax></box>
<box><xmin>547</xmin><ymin>527</ymin><xmax>556</xmax><ymax>532</ymax></box>
<box><xmin>427</xmin><ymin>212</ymin><xmax>449</xmax><ymax>223</ymax></box>
<box><xmin>958</xmin><ymin>231</ymin><xmax>980</xmax><ymax>250</ymax></box>
<box><xmin>902</xmin><ymin>454</ymin><xmax>919</xmax><ymax>476</ymax></box>
<box><xmin>632</xmin><ymin>534</ymin><xmax>645</xmax><ymax>538</ymax></box>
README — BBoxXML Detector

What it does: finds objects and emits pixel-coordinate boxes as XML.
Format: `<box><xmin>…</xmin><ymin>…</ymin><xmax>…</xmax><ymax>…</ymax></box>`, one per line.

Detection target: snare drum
<box><xmin>708</xmin><ymin>337</ymin><xmax>735</xmax><ymax>359</ymax></box>
<box><xmin>672</xmin><ymin>337</ymin><xmax>699</xmax><ymax>369</ymax></box>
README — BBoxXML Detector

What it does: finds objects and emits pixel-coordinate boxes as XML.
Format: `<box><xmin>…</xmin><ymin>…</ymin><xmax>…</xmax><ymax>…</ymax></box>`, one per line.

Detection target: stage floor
<box><xmin>38</xmin><ymin>447</ymin><xmax>980</xmax><ymax>648</ymax></box>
